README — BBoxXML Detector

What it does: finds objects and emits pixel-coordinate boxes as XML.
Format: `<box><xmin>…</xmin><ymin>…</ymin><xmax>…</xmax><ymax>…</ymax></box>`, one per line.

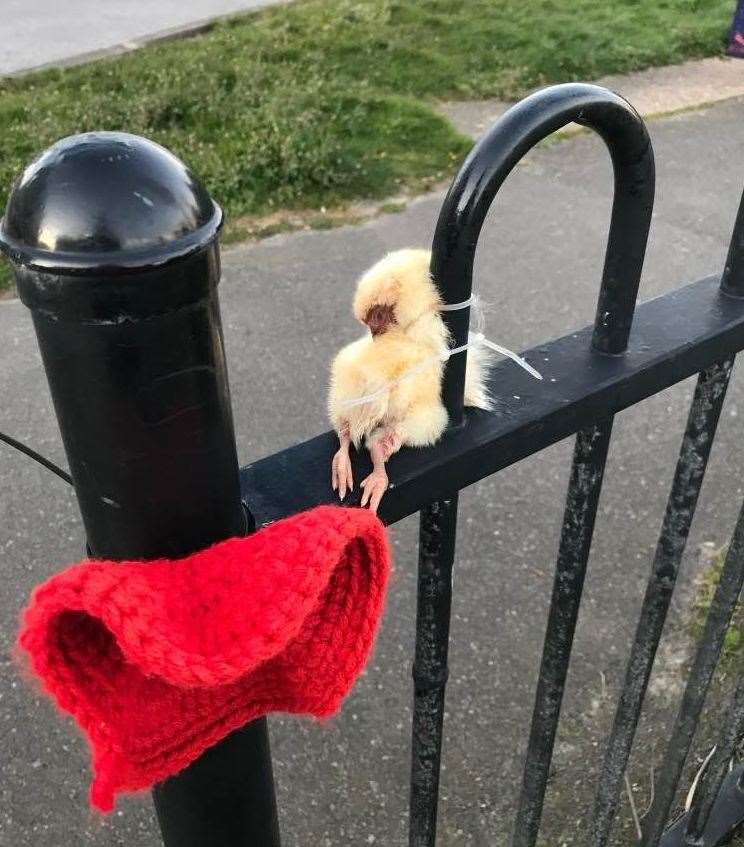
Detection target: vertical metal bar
<box><xmin>0</xmin><ymin>132</ymin><xmax>280</xmax><ymax>846</ymax></box>
<box><xmin>643</xmin><ymin>494</ymin><xmax>744</xmax><ymax>844</ymax></box>
<box><xmin>721</xmin><ymin>188</ymin><xmax>744</xmax><ymax>298</ymax></box>
<box><xmin>410</xmin><ymin>496</ymin><xmax>459</xmax><ymax>847</ymax></box>
<box><xmin>684</xmin><ymin>680</ymin><xmax>744</xmax><ymax>841</ymax></box>
<box><xmin>511</xmin><ymin>419</ymin><xmax>614</xmax><ymax>847</ymax></box>
<box><xmin>589</xmin><ymin>358</ymin><xmax>734</xmax><ymax>846</ymax></box>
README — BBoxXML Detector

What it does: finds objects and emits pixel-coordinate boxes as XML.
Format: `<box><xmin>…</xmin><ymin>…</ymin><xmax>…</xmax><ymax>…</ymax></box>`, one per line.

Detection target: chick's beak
<box><xmin>365</xmin><ymin>304</ymin><xmax>395</xmax><ymax>336</ymax></box>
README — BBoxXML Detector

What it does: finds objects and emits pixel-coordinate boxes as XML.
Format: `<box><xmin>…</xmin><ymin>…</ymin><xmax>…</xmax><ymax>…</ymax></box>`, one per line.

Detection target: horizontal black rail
<box><xmin>240</xmin><ymin>274</ymin><xmax>744</xmax><ymax>527</ymax></box>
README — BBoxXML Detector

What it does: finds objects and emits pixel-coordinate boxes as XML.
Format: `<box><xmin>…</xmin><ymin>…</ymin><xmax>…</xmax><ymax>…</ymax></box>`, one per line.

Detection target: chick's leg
<box><xmin>361</xmin><ymin>426</ymin><xmax>402</xmax><ymax>513</ymax></box>
<box><xmin>332</xmin><ymin>423</ymin><xmax>354</xmax><ymax>500</ymax></box>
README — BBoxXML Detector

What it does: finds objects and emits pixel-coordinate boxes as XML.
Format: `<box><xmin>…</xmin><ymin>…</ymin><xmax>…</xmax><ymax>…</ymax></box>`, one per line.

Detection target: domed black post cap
<box><xmin>0</xmin><ymin>132</ymin><xmax>223</xmax><ymax>319</ymax></box>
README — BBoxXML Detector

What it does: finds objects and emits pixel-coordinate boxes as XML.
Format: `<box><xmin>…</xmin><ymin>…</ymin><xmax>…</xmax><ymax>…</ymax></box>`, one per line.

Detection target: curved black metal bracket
<box><xmin>431</xmin><ymin>82</ymin><xmax>655</xmax><ymax>425</ymax></box>
<box><xmin>660</xmin><ymin>766</ymin><xmax>744</xmax><ymax>846</ymax></box>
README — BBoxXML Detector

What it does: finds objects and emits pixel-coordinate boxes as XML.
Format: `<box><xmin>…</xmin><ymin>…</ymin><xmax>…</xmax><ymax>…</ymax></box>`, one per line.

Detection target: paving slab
<box><xmin>0</xmin><ymin>0</ymin><xmax>288</xmax><ymax>77</ymax></box>
<box><xmin>2</xmin><ymin>98</ymin><xmax>744</xmax><ymax>846</ymax></box>
<box><xmin>440</xmin><ymin>57</ymin><xmax>744</xmax><ymax>139</ymax></box>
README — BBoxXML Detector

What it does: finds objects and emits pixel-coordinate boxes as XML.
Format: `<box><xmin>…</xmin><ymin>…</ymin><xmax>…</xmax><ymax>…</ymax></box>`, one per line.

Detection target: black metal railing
<box><xmin>241</xmin><ymin>84</ymin><xmax>744</xmax><ymax>847</ymax></box>
<box><xmin>4</xmin><ymin>83</ymin><xmax>744</xmax><ymax>846</ymax></box>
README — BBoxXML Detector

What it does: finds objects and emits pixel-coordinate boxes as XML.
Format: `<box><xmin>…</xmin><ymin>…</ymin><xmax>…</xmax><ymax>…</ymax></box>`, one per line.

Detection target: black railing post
<box><xmin>410</xmin><ymin>496</ymin><xmax>458</xmax><ymax>847</ymax></box>
<box><xmin>0</xmin><ymin>132</ymin><xmax>280</xmax><ymax>846</ymax></box>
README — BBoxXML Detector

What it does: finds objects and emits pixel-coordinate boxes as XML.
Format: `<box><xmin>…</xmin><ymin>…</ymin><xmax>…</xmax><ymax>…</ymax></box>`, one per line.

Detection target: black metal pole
<box><xmin>512</xmin><ymin>418</ymin><xmax>614</xmax><ymax>847</ymax></box>
<box><xmin>410</xmin><ymin>496</ymin><xmax>458</xmax><ymax>847</ymax></box>
<box><xmin>0</xmin><ymin>132</ymin><xmax>280</xmax><ymax>846</ymax></box>
<box><xmin>721</xmin><ymin>187</ymin><xmax>744</xmax><ymax>297</ymax></box>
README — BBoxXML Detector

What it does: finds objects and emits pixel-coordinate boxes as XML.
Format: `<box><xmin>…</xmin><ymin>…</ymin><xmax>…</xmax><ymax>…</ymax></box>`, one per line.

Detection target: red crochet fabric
<box><xmin>18</xmin><ymin>505</ymin><xmax>389</xmax><ymax>812</ymax></box>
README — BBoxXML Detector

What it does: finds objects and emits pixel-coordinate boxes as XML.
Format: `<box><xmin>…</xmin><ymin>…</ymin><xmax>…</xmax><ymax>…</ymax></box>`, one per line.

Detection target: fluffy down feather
<box><xmin>328</xmin><ymin>248</ymin><xmax>492</xmax><ymax>451</ymax></box>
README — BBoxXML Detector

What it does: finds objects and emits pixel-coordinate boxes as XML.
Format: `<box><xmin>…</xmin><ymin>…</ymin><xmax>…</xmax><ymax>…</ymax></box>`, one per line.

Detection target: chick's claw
<box><xmin>360</xmin><ymin>469</ymin><xmax>389</xmax><ymax>513</ymax></box>
<box><xmin>331</xmin><ymin>449</ymin><xmax>354</xmax><ymax>500</ymax></box>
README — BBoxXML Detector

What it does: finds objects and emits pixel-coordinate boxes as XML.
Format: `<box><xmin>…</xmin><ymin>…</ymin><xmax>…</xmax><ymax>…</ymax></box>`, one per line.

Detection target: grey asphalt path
<box><xmin>0</xmin><ymin>0</ymin><xmax>286</xmax><ymax>76</ymax></box>
<box><xmin>2</xmin><ymin>98</ymin><xmax>744</xmax><ymax>846</ymax></box>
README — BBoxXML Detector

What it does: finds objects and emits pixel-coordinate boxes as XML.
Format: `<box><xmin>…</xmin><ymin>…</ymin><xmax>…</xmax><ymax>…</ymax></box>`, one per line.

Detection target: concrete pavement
<box><xmin>2</xmin><ymin>97</ymin><xmax>744</xmax><ymax>845</ymax></box>
<box><xmin>440</xmin><ymin>56</ymin><xmax>744</xmax><ymax>139</ymax></box>
<box><xmin>0</xmin><ymin>0</ymin><xmax>288</xmax><ymax>77</ymax></box>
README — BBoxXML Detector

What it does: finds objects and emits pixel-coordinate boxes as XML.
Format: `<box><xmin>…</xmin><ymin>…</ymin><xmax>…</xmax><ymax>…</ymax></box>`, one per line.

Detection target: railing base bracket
<box><xmin>660</xmin><ymin>766</ymin><xmax>744</xmax><ymax>847</ymax></box>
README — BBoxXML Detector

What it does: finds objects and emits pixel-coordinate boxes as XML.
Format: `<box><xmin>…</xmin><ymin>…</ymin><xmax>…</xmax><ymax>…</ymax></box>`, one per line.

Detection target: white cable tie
<box><xmin>472</xmin><ymin>333</ymin><xmax>543</xmax><ymax>381</ymax></box>
<box><xmin>444</xmin><ymin>341</ymin><xmax>469</xmax><ymax>358</ymax></box>
<box><xmin>338</xmin><ymin>355</ymin><xmax>442</xmax><ymax>409</ymax></box>
<box><xmin>448</xmin><ymin>333</ymin><xmax>542</xmax><ymax>381</ymax></box>
<box><xmin>439</xmin><ymin>295</ymin><xmax>473</xmax><ymax>311</ymax></box>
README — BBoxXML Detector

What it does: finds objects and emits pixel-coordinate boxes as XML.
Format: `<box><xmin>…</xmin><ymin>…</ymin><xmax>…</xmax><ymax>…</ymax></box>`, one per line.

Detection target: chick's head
<box><xmin>353</xmin><ymin>249</ymin><xmax>441</xmax><ymax>335</ymax></box>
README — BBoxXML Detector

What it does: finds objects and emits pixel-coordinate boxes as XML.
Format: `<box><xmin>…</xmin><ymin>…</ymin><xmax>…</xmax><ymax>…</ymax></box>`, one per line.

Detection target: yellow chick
<box><xmin>328</xmin><ymin>248</ymin><xmax>492</xmax><ymax>512</ymax></box>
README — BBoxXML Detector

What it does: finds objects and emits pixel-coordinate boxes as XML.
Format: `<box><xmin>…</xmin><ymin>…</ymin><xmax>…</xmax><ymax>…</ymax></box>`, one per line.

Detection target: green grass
<box><xmin>691</xmin><ymin>549</ymin><xmax>744</xmax><ymax>847</ymax></box>
<box><xmin>692</xmin><ymin>547</ymin><xmax>744</xmax><ymax>668</ymax></box>
<box><xmin>0</xmin><ymin>0</ymin><xmax>734</xmax><ymax>291</ymax></box>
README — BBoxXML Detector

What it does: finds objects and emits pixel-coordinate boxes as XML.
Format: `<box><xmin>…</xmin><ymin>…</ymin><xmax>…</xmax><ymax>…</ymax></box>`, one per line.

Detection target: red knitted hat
<box><xmin>17</xmin><ymin>505</ymin><xmax>390</xmax><ymax>812</ymax></box>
